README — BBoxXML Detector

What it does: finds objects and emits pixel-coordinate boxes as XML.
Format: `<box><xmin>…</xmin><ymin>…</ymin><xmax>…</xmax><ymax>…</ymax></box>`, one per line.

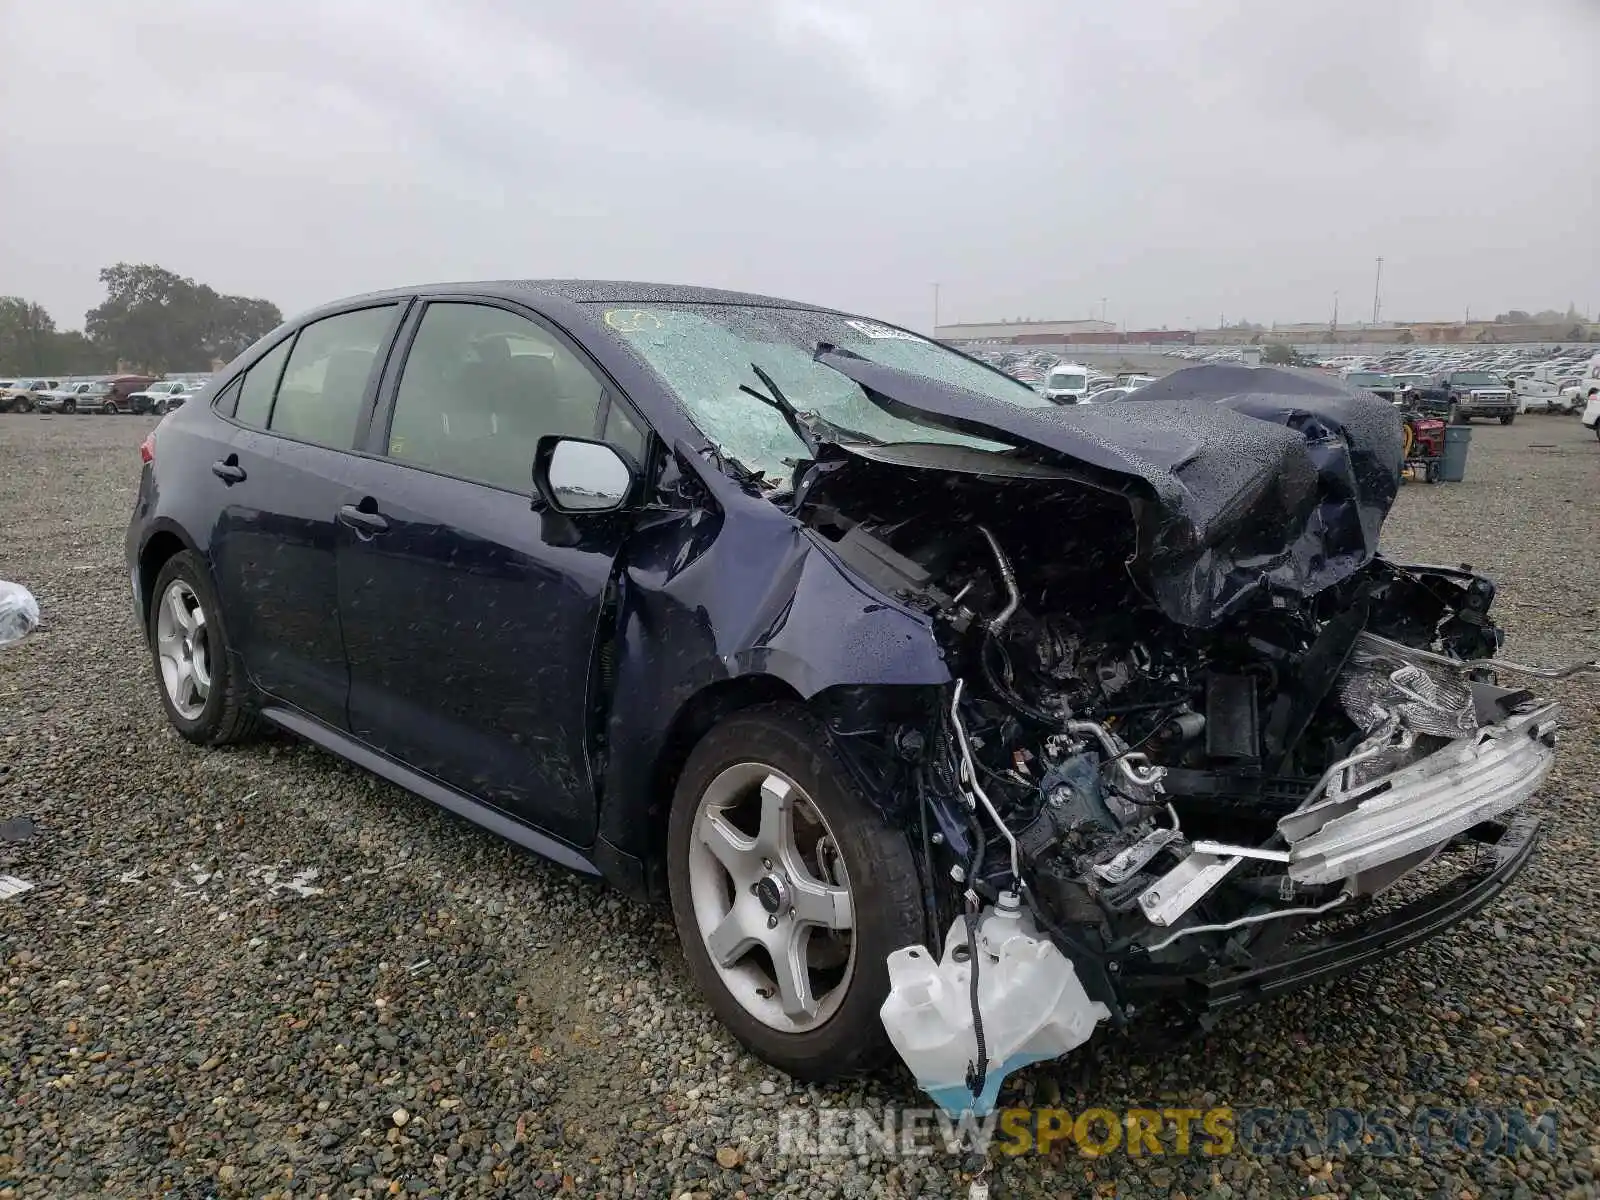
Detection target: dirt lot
<box><xmin>2</xmin><ymin>411</ymin><xmax>1597</xmax><ymax>1199</ymax></box>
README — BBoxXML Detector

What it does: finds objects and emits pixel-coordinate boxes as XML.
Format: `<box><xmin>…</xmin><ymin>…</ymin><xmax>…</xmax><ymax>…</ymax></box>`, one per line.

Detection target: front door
<box><xmin>335</xmin><ymin>299</ymin><xmax>649</xmax><ymax>846</ymax></box>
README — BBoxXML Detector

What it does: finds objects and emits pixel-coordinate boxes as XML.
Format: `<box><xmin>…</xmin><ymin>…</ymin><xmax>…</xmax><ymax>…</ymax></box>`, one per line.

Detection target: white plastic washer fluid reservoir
<box><xmin>879</xmin><ymin>903</ymin><xmax>1110</xmax><ymax>1116</ymax></box>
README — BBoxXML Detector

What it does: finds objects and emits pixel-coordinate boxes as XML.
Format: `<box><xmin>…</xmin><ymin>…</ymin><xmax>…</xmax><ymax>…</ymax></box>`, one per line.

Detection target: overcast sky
<box><xmin>2</xmin><ymin>0</ymin><xmax>1595</xmax><ymax>333</ymax></box>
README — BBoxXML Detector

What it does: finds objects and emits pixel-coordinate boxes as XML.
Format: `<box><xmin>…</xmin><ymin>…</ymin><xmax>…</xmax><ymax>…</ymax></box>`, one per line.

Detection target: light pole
<box><xmin>932</xmin><ymin>282</ymin><xmax>941</xmax><ymax>335</ymax></box>
<box><xmin>1099</xmin><ymin>297</ymin><xmax>1108</xmax><ymax>323</ymax></box>
<box><xmin>1371</xmin><ymin>257</ymin><xmax>1384</xmax><ymax>324</ymax></box>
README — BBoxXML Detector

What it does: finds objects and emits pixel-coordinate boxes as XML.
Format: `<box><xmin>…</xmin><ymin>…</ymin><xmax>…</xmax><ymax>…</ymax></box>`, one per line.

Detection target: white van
<box><xmin>1042</xmin><ymin>361</ymin><xmax>1092</xmax><ymax>404</ymax></box>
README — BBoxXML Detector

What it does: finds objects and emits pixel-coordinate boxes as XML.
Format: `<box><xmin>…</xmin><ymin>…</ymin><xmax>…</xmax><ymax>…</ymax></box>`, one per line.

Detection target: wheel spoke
<box><xmin>698</xmin><ymin>810</ymin><xmax>758</xmax><ymax>883</ymax></box>
<box><xmin>704</xmin><ymin>905</ymin><xmax>763</xmax><ymax>968</ymax></box>
<box><xmin>171</xmin><ymin>656</ymin><xmax>195</xmax><ymax>705</ymax></box>
<box><xmin>755</xmin><ymin>774</ymin><xmax>796</xmax><ymax>862</ymax></box>
<box><xmin>771</xmin><ymin>924</ymin><xmax>819</xmax><ymax>1020</ymax></box>
<box><xmin>789</xmin><ymin>875</ymin><xmax>853</xmax><ymax>932</ymax></box>
<box><xmin>167</xmin><ymin>589</ymin><xmax>192</xmax><ymax>633</ymax></box>
<box><xmin>191</xmin><ymin>644</ymin><xmax>212</xmax><ymax>697</ymax></box>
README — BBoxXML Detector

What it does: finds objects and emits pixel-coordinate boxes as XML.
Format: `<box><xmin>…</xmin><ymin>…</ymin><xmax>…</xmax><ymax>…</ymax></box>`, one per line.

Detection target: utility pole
<box><xmin>1100</xmin><ymin>297</ymin><xmax>1108</xmax><ymax>323</ymax></box>
<box><xmin>1371</xmin><ymin>257</ymin><xmax>1384</xmax><ymax>324</ymax></box>
<box><xmin>1332</xmin><ymin>291</ymin><xmax>1339</xmax><ymax>333</ymax></box>
<box><xmin>932</xmin><ymin>282</ymin><xmax>941</xmax><ymax>335</ymax></box>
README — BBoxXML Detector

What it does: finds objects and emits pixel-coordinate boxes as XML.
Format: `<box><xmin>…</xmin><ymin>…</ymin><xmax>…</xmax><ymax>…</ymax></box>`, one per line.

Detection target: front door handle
<box><xmin>337</xmin><ymin>503</ymin><xmax>389</xmax><ymax>534</ymax></box>
<box><xmin>211</xmin><ymin>456</ymin><xmax>246</xmax><ymax>484</ymax></box>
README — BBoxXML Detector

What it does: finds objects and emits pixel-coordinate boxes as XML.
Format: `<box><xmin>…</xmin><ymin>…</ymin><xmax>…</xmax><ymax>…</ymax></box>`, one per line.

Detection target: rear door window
<box><xmin>211</xmin><ymin>378</ymin><xmax>243</xmax><ymax>418</ymax></box>
<box><xmin>232</xmin><ymin>337</ymin><xmax>293</xmax><ymax>428</ymax></box>
<box><xmin>268</xmin><ymin>306</ymin><xmax>398</xmax><ymax>450</ymax></box>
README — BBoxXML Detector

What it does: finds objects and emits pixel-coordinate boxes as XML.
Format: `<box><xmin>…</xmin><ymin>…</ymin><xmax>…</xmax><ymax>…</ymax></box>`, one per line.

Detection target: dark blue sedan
<box><xmin>128</xmin><ymin>282</ymin><xmax>1564</xmax><ymax>1113</ymax></box>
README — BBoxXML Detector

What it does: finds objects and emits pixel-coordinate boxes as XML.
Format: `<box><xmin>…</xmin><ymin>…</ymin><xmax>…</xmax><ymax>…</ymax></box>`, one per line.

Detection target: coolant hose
<box><xmin>981</xmin><ymin>635</ymin><xmax>1062</xmax><ymax>727</ymax></box>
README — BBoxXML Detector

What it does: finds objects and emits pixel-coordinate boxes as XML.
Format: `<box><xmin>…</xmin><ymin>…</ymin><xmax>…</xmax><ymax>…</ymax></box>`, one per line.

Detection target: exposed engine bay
<box><xmin>800</xmin><ymin>464</ymin><xmax>1595</xmax><ymax>1114</ymax></box>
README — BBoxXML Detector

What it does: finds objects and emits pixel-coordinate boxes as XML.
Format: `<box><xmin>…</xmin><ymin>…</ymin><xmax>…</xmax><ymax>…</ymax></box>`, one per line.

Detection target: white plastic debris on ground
<box><xmin>0</xmin><ymin>580</ymin><xmax>40</xmax><ymax>648</ymax></box>
<box><xmin>0</xmin><ymin>875</ymin><xmax>36</xmax><ymax>900</ymax></box>
<box><xmin>879</xmin><ymin>897</ymin><xmax>1110</xmax><ymax>1116</ymax></box>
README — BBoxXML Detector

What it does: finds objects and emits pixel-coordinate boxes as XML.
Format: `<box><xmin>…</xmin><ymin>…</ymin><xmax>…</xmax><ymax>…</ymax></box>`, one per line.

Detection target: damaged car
<box><xmin>125</xmin><ymin>282</ymin><xmax>1595</xmax><ymax>1115</ymax></box>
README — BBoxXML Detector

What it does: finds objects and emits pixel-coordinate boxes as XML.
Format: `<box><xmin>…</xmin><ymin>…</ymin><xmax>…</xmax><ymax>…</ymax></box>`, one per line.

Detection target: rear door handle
<box><xmin>337</xmin><ymin>503</ymin><xmax>389</xmax><ymax>534</ymax></box>
<box><xmin>211</xmin><ymin>456</ymin><xmax>246</xmax><ymax>484</ymax></box>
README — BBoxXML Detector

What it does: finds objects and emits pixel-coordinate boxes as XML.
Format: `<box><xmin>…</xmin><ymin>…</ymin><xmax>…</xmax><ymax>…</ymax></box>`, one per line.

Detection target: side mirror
<box><xmin>532</xmin><ymin>436</ymin><xmax>636</xmax><ymax>514</ymax></box>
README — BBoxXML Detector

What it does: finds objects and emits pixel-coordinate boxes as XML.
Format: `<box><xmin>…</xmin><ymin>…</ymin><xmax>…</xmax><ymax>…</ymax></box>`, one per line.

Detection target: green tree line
<box><xmin>0</xmin><ymin>263</ymin><xmax>282</xmax><ymax>376</ymax></box>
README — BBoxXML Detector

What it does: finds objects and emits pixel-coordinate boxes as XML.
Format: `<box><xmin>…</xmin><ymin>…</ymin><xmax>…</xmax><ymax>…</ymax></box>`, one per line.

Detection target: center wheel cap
<box><xmin>754</xmin><ymin>873</ymin><xmax>790</xmax><ymax>916</ymax></box>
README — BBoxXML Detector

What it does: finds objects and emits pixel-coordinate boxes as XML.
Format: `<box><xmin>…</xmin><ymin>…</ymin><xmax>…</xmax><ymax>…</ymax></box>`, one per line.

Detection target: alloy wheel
<box><xmin>155</xmin><ymin>579</ymin><xmax>212</xmax><ymax>720</ymax></box>
<box><xmin>685</xmin><ymin>763</ymin><xmax>856</xmax><ymax>1033</ymax></box>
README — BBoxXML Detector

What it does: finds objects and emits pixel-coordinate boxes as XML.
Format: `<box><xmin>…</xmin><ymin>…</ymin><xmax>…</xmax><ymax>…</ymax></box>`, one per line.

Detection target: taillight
<box><xmin>139</xmin><ymin>433</ymin><xmax>155</xmax><ymax>464</ymax></box>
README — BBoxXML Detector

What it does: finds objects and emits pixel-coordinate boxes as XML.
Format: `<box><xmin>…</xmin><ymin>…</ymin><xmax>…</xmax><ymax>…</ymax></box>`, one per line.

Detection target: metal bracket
<box><xmin>1137</xmin><ymin>852</ymin><xmax>1243</xmax><ymax>926</ymax></box>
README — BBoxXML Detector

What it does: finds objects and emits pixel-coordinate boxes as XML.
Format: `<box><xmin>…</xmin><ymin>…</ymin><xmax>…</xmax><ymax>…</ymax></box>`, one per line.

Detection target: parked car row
<box><xmin>972</xmin><ymin>351</ymin><xmax>1159</xmax><ymax>404</ymax></box>
<box><xmin>0</xmin><ymin>373</ymin><xmax>208</xmax><ymax>415</ymax></box>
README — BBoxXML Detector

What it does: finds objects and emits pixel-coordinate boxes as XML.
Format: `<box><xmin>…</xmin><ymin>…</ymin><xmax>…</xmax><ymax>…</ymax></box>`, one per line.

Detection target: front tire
<box><xmin>1499</xmin><ymin>414</ymin><xmax>1515</xmax><ymax>425</ymax></box>
<box><xmin>147</xmin><ymin>551</ymin><xmax>259</xmax><ymax>746</ymax></box>
<box><xmin>101</xmin><ymin>401</ymin><xmax>118</xmax><ymax>415</ymax></box>
<box><xmin>667</xmin><ymin>703</ymin><xmax>925</xmax><ymax>1081</ymax></box>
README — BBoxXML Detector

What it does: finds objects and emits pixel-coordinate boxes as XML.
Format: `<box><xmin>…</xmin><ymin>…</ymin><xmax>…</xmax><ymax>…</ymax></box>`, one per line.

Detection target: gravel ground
<box><xmin>2</xmin><ymin>411</ymin><xmax>1597</xmax><ymax>1199</ymax></box>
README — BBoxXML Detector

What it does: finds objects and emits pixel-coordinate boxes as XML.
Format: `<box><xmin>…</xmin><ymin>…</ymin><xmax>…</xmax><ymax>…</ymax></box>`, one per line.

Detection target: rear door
<box><xmin>207</xmin><ymin>302</ymin><xmax>406</xmax><ymax>726</ymax></box>
<box><xmin>334</xmin><ymin>297</ymin><xmax>649</xmax><ymax>845</ymax></box>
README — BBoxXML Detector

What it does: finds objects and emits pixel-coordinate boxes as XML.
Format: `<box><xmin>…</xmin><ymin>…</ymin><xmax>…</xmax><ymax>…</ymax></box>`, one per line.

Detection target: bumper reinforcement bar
<box><xmin>1119</xmin><ymin>813</ymin><xmax>1540</xmax><ymax>1013</ymax></box>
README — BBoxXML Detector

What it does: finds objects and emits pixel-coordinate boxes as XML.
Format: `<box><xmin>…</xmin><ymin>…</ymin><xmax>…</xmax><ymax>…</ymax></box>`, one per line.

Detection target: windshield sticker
<box><xmin>844</xmin><ymin>319</ymin><xmax>924</xmax><ymax>342</ymax></box>
<box><xmin>604</xmin><ymin>309</ymin><xmax>664</xmax><ymax>334</ymax></box>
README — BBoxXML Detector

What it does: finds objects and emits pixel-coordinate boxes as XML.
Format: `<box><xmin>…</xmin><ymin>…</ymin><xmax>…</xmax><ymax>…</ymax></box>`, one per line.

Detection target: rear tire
<box><xmin>667</xmin><ymin>703</ymin><xmax>925</xmax><ymax>1081</ymax></box>
<box><xmin>101</xmin><ymin>401</ymin><xmax>118</xmax><ymax>415</ymax></box>
<box><xmin>147</xmin><ymin>550</ymin><xmax>260</xmax><ymax>746</ymax></box>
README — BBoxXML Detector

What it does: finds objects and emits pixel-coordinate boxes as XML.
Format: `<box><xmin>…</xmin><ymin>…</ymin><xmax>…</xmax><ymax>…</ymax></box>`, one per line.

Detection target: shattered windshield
<box><xmin>589</xmin><ymin>304</ymin><xmax>1042</xmax><ymax>480</ymax></box>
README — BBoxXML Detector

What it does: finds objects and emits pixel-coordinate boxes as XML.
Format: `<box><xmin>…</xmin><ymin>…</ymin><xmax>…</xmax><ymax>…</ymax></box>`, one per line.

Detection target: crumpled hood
<box><xmin>813</xmin><ymin>353</ymin><xmax>1404</xmax><ymax>627</ymax></box>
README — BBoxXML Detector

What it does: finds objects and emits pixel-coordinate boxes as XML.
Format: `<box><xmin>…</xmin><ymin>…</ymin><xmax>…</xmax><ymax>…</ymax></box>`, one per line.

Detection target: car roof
<box><xmin>298</xmin><ymin>279</ymin><xmax>843</xmax><ymax>323</ymax></box>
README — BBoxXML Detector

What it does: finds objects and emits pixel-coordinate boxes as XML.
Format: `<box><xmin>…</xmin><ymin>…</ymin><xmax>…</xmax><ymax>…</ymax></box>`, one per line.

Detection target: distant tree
<box><xmin>1261</xmin><ymin>343</ymin><xmax>1301</xmax><ymax>365</ymax></box>
<box><xmin>85</xmin><ymin>263</ymin><xmax>281</xmax><ymax>372</ymax></box>
<box><xmin>41</xmin><ymin>330</ymin><xmax>114</xmax><ymax>374</ymax></box>
<box><xmin>0</xmin><ymin>297</ymin><xmax>58</xmax><ymax>372</ymax></box>
<box><xmin>1398</xmin><ymin>330</ymin><xmax>1415</xmax><ymax>344</ymax></box>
